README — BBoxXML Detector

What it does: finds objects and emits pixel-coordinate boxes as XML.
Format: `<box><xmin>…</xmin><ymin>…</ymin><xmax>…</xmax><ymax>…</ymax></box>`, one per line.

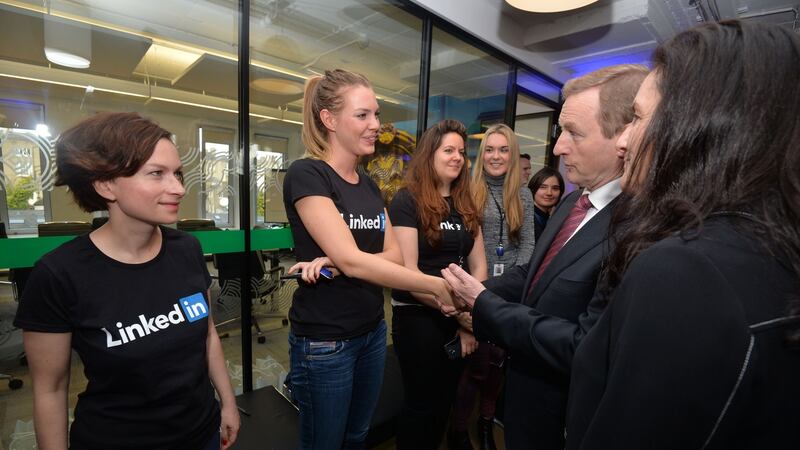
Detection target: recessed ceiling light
<box><xmin>505</xmin><ymin>0</ymin><xmax>599</xmax><ymax>13</ymax></box>
<box><xmin>250</xmin><ymin>77</ymin><xmax>304</xmax><ymax>95</ymax></box>
<box><xmin>44</xmin><ymin>48</ymin><xmax>91</xmax><ymax>69</ymax></box>
<box><xmin>43</xmin><ymin>16</ymin><xmax>92</xmax><ymax>69</ymax></box>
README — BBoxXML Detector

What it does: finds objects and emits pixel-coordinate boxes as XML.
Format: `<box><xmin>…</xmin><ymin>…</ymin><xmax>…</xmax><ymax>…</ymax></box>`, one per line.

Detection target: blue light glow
<box><xmin>565</xmin><ymin>51</ymin><xmax>654</xmax><ymax>78</ymax></box>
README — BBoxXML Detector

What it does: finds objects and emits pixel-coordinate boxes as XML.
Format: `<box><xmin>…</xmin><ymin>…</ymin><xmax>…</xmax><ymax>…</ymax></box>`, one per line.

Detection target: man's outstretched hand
<box><xmin>441</xmin><ymin>263</ymin><xmax>486</xmax><ymax>313</ymax></box>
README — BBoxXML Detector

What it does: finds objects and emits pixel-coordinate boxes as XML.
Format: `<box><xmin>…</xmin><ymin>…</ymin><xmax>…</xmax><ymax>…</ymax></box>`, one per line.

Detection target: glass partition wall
<box><xmin>427</xmin><ymin>26</ymin><xmax>511</xmax><ymax>159</ymax></box>
<box><xmin>0</xmin><ymin>0</ymin><xmax>561</xmax><ymax>445</ymax></box>
<box><xmin>0</xmin><ymin>0</ymin><xmax>245</xmax><ymax>446</ymax></box>
<box><xmin>515</xmin><ymin>93</ymin><xmax>556</xmax><ymax>174</ymax></box>
<box><xmin>246</xmin><ymin>0</ymin><xmax>424</xmax><ymax>385</ymax></box>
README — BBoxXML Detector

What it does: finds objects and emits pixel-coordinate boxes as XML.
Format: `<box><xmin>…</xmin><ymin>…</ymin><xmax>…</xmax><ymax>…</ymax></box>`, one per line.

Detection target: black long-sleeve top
<box><xmin>566</xmin><ymin>218</ymin><xmax>800</xmax><ymax>449</ymax></box>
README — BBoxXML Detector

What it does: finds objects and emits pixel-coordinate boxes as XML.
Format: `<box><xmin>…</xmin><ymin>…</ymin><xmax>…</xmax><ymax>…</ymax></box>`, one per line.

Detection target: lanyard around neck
<box><xmin>487</xmin><ymin>185</ymin><xmax>505</xmax><ymax>256</ymax></box>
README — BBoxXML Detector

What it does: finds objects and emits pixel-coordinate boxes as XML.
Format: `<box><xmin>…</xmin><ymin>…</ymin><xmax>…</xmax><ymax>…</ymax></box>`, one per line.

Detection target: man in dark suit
<box><xmin>442</xmin><ymin>64</ymin><xmax>648</xmax><ymax>450</ymax></box>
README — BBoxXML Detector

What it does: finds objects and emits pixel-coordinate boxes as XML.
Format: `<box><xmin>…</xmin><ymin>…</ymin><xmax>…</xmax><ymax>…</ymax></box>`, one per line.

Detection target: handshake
<box><xmin>432</xmin><ymin>263</ymin><xmax>487</xmax><ymax>317</ymax></box>
<box><xmin>289</xmin><ymin>257</ymin><xmax>486</xmax><ymax>318</ymax></box>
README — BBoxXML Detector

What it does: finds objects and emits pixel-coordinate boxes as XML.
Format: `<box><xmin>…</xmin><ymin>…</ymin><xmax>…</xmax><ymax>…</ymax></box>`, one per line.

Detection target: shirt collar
<box><xmin>582</xmin><ymin>178</ymin><xmax>621</xmax><ymax>212</ymax></box>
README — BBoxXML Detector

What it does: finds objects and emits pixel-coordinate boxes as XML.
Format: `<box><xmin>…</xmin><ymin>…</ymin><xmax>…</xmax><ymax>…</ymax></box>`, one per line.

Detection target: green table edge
<box><xmin>0</xmin><ymin>227</ymin><xmax>294</xmax><ymax>269</ymax></box>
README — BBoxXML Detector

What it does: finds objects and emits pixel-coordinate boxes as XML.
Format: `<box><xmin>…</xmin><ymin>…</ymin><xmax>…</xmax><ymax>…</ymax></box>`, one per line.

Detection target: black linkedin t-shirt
<box><xmin>388</xmin><ymin>188</ymin><xmax>475</xmax><ymax>305</ymax></box>
<box><xmin>283</xmin><ymin>158</ymin><xmax>385</xmax><ymax>339</ymax></box>
<box><xmin>14</xmin><ymin>227</ymin><xmax>219</xmax><ymax>450</ymax></box>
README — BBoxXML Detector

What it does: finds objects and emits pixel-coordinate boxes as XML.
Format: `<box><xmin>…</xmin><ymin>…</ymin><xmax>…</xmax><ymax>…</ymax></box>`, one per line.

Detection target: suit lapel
<box><xmin>519</xmin><ymin>190</ymin><xmax>580</xmax><ymax>302</ymax></box>
<box><xmin>526</xmin><ymin>195</ymin><xmax>617</xmax><ymax>305</ymax></box>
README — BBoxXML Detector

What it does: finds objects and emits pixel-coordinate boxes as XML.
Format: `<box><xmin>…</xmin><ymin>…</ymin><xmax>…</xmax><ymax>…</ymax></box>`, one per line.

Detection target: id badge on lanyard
<box><xmin>493</xmin><ymin>263</ymin><xmax>504</xmax><ymax>276</ymax></box>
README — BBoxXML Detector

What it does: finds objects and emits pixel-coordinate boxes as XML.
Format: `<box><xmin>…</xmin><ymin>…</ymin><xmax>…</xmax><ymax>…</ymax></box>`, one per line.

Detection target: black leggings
<box><xmin>391</xmin><ymin>305</ymin><xmax>462</xmax><ymax>450</ymax></box>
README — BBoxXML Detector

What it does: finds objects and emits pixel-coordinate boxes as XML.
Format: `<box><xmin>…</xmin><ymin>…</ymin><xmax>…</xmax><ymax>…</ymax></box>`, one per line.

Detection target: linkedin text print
<box><xmin>101</xmin><ymin>293</ymin><xmax>208</xmax><ymax>348</ymax></box>
<box><xmin>340</xmin><ymin>212</ymin><xmax>386</xmax><ymax>231</ymax></box>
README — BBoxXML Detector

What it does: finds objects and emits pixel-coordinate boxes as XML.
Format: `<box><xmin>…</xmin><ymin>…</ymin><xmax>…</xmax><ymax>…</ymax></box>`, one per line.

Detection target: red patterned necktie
<box><xmin>528</xmin><ymin>194</ymin><xmax>593</xmax><ymax>294</ymax></box>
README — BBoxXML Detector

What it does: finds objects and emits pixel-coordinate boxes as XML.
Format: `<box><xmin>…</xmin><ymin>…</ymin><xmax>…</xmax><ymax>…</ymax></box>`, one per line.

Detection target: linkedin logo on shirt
<box><xmin>101</xmin><ymin>292</ymin><xmax>209</xmax><ymax>348</ymax></box>
<box><xmin>341</xmin><ymin>212</ymin><xmax>385</xmax><ymax>232</ymax></box>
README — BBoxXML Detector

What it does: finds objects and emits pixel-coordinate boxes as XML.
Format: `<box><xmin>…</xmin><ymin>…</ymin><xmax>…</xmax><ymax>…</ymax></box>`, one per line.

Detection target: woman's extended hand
<box><xmin>441</xmin><ymin>263</ymin><xmax>486</xmax><ymax>311</ymax></box>
<box><xmin>288</xmin><ymin>257</ymin><xmax>339</xmax><ymax>284</ymax></box>
<box><xmin>431</xmin><ymin>277</ymin><xmax>460</xmax><ymax>317</ymax></box>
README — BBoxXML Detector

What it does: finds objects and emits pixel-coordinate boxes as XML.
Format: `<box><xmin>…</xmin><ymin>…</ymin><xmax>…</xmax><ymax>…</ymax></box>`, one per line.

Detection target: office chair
<box><xmin>37</xmin><ymin>221</ymin><xmax>92</xmax><ymax>237</ymax></box>
<box><xmin>176</xmin><ymin>218</ymin><xmax>217</xmax><ymax>232</ymax></box>
<box><xmin>4</xmin><ymin>221</ymin><xmax>94</xmax><ymax>302</ymax></box>
<box><xmin>214</xmin><ymin>250</ymin><xmax>286</xmax><ymax>344</ymax></box>
<box><xmin>0</xmin><ymin>222</ymin><xmax>17</xmax><ymax>301</ymax></box>
<box><xmin>0</xmin><ymin>220</ymin><xmax>93</xmax><ymax>390</ymax></box>
<box><xmin>177</xmin><ymin>219</ymin><xmax>288</xmax><ymax>343</ymax></box>
<box><xmin>91</xmin><ymin>217</ymin><xmax>109</xmax><ymax>230</ymax></box>
<box><xmin>0</xmin><ymin>223</ymin><xmax>23</xmax><ymax>390</ymax></box>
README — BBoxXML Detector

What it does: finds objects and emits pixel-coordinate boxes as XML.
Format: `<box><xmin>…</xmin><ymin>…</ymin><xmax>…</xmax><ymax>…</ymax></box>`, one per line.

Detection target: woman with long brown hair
<box><xmin>388</xmin><ymin>119</ymin><xmax>486</xmax><ymax>449</ymax></box>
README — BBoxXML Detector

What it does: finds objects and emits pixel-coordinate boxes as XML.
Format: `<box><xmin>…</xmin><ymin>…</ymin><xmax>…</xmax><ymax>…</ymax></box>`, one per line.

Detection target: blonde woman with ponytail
<box><xmin>282</xmin><ymin>69</ymin><xmax>454</xmax><ymax>450</ymax></box>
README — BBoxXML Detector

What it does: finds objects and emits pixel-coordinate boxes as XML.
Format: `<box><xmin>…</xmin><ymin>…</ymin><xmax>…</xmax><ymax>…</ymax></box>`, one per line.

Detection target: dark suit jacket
<box><xmin>472</xmin><ymin>188</ymin><xmax>617</xmax><ymax>447</ymax></box>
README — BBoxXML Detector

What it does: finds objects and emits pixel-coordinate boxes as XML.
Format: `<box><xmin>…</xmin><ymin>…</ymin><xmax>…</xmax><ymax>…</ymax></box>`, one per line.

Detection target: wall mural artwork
<box><xmin>0</xmin><ymin>129</ymin><xmax>56</xmax><ymax>194</ymax></box>
<box><xmin>362</xmin><ymin>123</ymin><xmax>416</xmax><ymax>205</ymax></box>
<box><xmin>251</xmin><ymin>150</ymin><xmax>283</xmax><ymax>195</ymax></box>
<box><xmin>180</xmin><ymin>143</ymin><xmax>237</xmax><ymax>197</ymax></box>
<box><xmin>181</xmin><ymin>139</ymin><xmax>288</xmax><ymax>225</ymax></box>
<box><xmin>181</xmin><ymin>143</ymin><xmax>238</xmax><ymax>225</ymax></box>
<box><xmin>179</xmin><ymin>143</ymin><xmax>205</xmax><ymax>194</ymax></box>
<box><xmin>252</xmin><ymin>148</ymin><xmax>286</xmax><ymax>223</ymax></box>
<box><xmin>0</xmin><ymin>128</ymin><xmax>55</xmax><ymax>229</ymax></box>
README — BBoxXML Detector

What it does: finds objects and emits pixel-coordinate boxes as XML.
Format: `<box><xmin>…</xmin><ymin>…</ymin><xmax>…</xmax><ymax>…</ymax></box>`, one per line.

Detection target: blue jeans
<box><xmin>201</xmin><ymin>429</ymin><xmax>220</xmax><ymax>450</ymax></box>
<box><xmin>288</xmin><ymin>320</ymin><xmax>387</xmax><ymax>450</ymax></box>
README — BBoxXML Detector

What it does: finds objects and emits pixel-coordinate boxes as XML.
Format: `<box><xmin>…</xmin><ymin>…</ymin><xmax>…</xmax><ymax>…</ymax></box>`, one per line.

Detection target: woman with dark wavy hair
<box><xmin>566</xmin><ymin>20</ymin><xmax>800</xmax><ymax>449</ymax></box>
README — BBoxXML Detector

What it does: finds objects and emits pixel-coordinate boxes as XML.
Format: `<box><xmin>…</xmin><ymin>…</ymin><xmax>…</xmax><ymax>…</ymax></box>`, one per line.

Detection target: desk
<box><xmin>232</xmin><ymin>387</ymin><xmax>298</xmax><ymax>450</ymax></box>
<box><xmin>0</xmin><ymin>228</ymin><xmax>295</xmax><ymax>269</ymax></box>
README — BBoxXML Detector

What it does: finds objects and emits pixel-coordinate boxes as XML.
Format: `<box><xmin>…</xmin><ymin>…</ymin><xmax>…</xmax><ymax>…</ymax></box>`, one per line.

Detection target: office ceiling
<box><xmin>0</xmin><ymin>0</ymin><xmax>526</xmax><ymax>125</ymax></box>
<box><xmin>490</xmin><ymin>0</ymin><xmax>799</xmax><ymax>78</ymax></box>
<box><xmin>1</xmin><ymin>0</ymin><xmax>795</xmax><ymax>127</ymax></box>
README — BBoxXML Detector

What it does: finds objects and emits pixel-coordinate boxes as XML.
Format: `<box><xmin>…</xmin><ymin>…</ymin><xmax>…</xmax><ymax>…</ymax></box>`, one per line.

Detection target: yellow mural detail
<box><xmin>362</xmin><ymin>123</ymin><xmax>416</xmax><ymax>205</ymax></box>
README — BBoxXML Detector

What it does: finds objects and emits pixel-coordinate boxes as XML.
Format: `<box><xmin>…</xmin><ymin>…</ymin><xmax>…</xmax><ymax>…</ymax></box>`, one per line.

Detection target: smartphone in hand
<box><xmin>281</xmin><ymin>267</ymin><xmax>334</xmax><ymax>280</ymax></box>
<box><xmin>443</xmin><ymin>335</ymin><xmax>462</xmax><ymax>360</ymax></box>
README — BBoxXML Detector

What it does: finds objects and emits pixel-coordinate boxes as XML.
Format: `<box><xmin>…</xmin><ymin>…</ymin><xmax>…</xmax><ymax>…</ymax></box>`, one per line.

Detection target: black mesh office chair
<box><xmin>0</xmin><ymin>223</ymin><xmax>24</xmax><ymax>390</ymax></box>
<box><xmin>214</xmin><ymin>251</ymin><xmax>286</xmax><ymax>343</ymax></box>
<box><xmin>177</xmin><ymin>219</ymin><xmax>287</xmax><ymax>343</ymax></box>
<box><xmin>91</xmin><ymin>217</ymin><xmax>109</xmax><ymax>230</ymax></box>
<box><xmin>5</xmin><ymin>221</ymin><xmax>92</xmax><ymax>302</ymax></box>
<box><xmin>176</xmin><ymin>218</ymin><xmax>217</xmax><ymax>232</ymax></box>
<box><xmin>37</xmin><ymin>221</ymin><xmax>92</xmax><ymax>237</ymax></box>
<box><xmin>0</xmin><ymin>223</ymin><xmax>16</xmax><ymax>301</ymax></box>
